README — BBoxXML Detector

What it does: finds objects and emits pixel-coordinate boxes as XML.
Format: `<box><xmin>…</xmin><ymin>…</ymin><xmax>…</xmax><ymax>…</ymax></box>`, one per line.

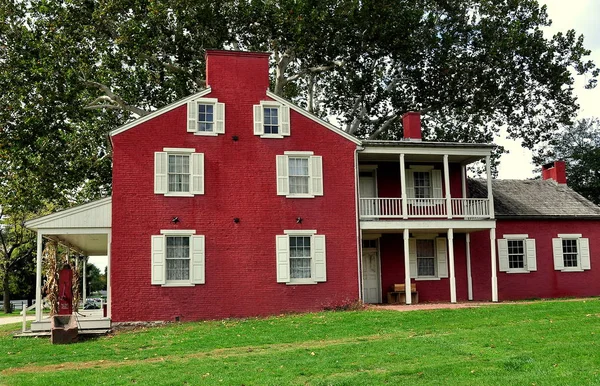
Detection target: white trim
<box><xmin>164</xmin><ymin>193</ymin><xmax>194</xmax><ymax>198</ymax></box>
<box><xmin>26</xmin><ymin>197</ymin><xmax>112</xmax><ymax>229</ymax></box>
<box><xmin>502</xmin><ymin>234</ymin><xmax>529</xmax><ymax>239</ymax></box>
<box><xmin>160</xmin><ymin>229</ymin><xmax>197</xmax><ymax>235</ymax></box>
<box><xmin>110</xmin><ymin>88</ymin><xmax>212</xmax><ymax>136</ymax></box>
<box><xmin>286</xmin><ymin>281</ymin><xmax>318</xmax><ymax>285</ymax></box>
<box><xmin>284</xmin><ymin>151</ymin><xmax>314</xmax><ymax>156</ymax></box>
<box><xmin>415</xmin><ymin>277</ymin><xmax>441</xmax><ymax>281</ymax></box>
<box><xmin>409</xmin><ymin>165</ymin><xmax>434</xmax><ymax>172</ymax></box>
<box><xmin>194</xmin><ymin>132</ymin><xmax>219</xmax><ymax>136</ymax></box>
<box><xmin>360</xmin><ymin>219</ymin><xmax>496</xmax><ymax>230</ymax></box>
<box><xmin>261</xmin><ymin>134</ymin><xmax>284</xmax><ymax>139</ymax></box>
<box><xmin>558</xmin><ymin>233</ymin><xmax>583</xmax><ymax>238</ymax></box>
<box><xmin>266</xmin><ymin>91</ymin><xmax>362</xmax><ymax>145</ymax></box>
<box><xmin>162</xmin><ymin>147</ymin><xmax>195</xmax><ymax>153</ymax></box>
<box><xmin>361</xmin><ymin>146</ymin><xmax>491</xmax><ymax>157</ymax></box>
<box><xmin>284</xmin><ymin>229</ymin><xmax>317</xmax><ymax>235</ymax></box>
<box><xmin>161</xmin><ymin>283</ymin><xmax>195</xmax><ymax>287</ymax></box>
<box><xmin>285</xmin><ymin>194</ymin><xmax>315</xmax><ymax>199</ymax></box>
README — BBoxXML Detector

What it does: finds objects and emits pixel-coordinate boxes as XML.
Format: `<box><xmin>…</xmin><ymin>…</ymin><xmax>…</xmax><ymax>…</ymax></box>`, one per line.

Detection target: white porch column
<box><xmin>485</xmin><ymin>155</ymin><xmax>495</xmax><ymax>219</ymax></box>
<box><xmin>403</xmin><ymin>228</ymin><xmax>412</xmax><ymax>304</ymax></box>
<box><xmin>448</xmin><ymin>228</ymin><xmax>456</xmax><ymax>303</ymax></box>
<box><xmin>107</xmin><ymin>231</ymin><xmax>112</xmax><ymax>318</ymax></box>
<box><xmin>400</xmin><ymin>154</ymin><xmax>407</xmax><ymax>219</ymax></box>
<box><xmin>35</xmin><ymin>232</ymin><xmax>43</xmax><ymax>322</ymax></box>
<box><xmin>443</xmin><ymin>154</ymin><xmax>452</xmax><ymax>219</ymax></box>
<box><xmin>490</xmin><ymin>228</ymin><xmax>498</xmax><ymax>302</ymax></box>
<box><xmin>466</xmin><ymin>233</ymin><xmax>473</xmax><ymax>301</ymax></box>
<box><xmin>83</xmin><ymin>256</ymin><xmax>87</xmax><ymax>305</ymax></box>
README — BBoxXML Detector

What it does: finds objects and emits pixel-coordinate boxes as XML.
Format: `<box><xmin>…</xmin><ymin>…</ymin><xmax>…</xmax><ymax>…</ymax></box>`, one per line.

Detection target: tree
<box><xmin>0</xmin><ymin>0</ymin><xmax>597</xmax><ymax>207</ymax></box>
<box><xmin>537</xmin><ymin>118</ymin><xmax>600</xmax><ymax>205</ymax></box>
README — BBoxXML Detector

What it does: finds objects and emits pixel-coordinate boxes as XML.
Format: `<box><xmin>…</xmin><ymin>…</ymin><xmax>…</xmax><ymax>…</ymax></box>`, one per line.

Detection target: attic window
<box><xmin>187</xmin><ymin>98</ymin><xmax>225</xmax><ymax>135</ymax></box>
<box><xmin>254</xmin><ymin>101</ymin><xmax>290</xmax><ymax>138</ymax></box>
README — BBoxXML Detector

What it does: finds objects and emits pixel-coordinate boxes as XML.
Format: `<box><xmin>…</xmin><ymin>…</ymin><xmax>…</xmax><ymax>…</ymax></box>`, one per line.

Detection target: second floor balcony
<box><xmin>360</xmin><ymin>197</ymin><xmax>491</xmax><ymax>219</ymax></box>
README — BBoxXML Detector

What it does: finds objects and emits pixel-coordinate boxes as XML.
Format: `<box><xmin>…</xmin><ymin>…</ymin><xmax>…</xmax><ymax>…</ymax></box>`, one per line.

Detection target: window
<box><xmin>151</xmin><ymin>231</ymin><xmax>205</xmax><ymax>286</ymax></box>
<box><xmin>405</xmin><ymin>166</ymin><xmax>442</xmax><ymax>199</ymax></box>
<box><xmin>254</xmin><ymin>101</ymin><xmax>290</xmax><ymax>137</ymax></box>
<box><xmin>408</xmin><ymin>237</ymin><xmax>448</xmax><ymax>280</ymax></box>
<box><xmin>154</xmin><ymin>149</ymin><xmax>204</xmax><ymax>196</ymax></box>
<box><xmin>553</xmin><ymin>234</ymin><xmax>591</xmax><ymax>271</ymax></box>
<box><xmin>498</xmin><ymin>235</ymin><xmax>536</xmax><ymax>273</ymax></box>
<box><xmin>276</xmin><ymin>152</ymin><xmax>323</xmax><ymax>197</ymax></box>
<box><xmin>276</xmin><ymin>231</ymin><xmax>326</xmax><ymax>284</ymax></box>
<box><xmin>187</xmin><ymin>98</ymin><xmax>225</xmax><ymax>135</ymax></box>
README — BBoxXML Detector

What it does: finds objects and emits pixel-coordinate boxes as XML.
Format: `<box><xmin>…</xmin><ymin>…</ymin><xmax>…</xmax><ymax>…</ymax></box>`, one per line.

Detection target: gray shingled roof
<box><xmin>469</xmin><ymin>179</ymin><xmax>600</xmax><ymax>218</ymax></box>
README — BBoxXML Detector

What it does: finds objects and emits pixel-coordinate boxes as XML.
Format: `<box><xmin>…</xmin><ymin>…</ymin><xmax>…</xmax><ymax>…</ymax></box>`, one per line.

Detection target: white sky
<box><xmin>497</xmin><ymin>0</ymin><xmax>600</xmax><ymax>179</ymax></box>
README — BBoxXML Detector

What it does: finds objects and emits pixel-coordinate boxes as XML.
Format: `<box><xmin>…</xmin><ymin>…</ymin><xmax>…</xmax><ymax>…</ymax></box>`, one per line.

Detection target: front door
<box><xmin>362</xmin><ymin>247</ymin><xmax>381</xmax><ymax>303</ymax></box>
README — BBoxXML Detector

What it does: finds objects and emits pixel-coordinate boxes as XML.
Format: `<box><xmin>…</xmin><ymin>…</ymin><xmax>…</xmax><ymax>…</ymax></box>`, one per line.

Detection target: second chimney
<box><xmin>402</xmin><ymin>112</ymin><xmax>422</xmax><ymax>141</ymax></box>
<box><xmin>541</xmin><ymin>161</ymin><xmax>567</xmax><ymax>184</ymax></box>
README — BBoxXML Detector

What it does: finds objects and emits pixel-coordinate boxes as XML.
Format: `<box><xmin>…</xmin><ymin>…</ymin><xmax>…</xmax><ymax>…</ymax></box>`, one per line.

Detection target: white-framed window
<box><xmin>154</xmin><ymin>148</ymin><xmax>204</xmax><ymax>196</ymax></box>
<box><xmin>151</xmin><ymin>230</ymin><xmax>205</xmax><ymax>286</ymax></box>
<box><xmin>405</xmin><ymin>166</ymin><xmax>442</xmax><ymax>199</ymax></box>
<box><xmin>408</xmin><ymin>236</ymin><xmax>448</xmax><ymax>280</ymax></box>
<box><xmin>276</xmin><ymin>231</ymin><xmax>326</xmax><ymax>284</ymax></box>
<box><xmin>254</xmin><ymin>101</ymin><xmax>290</xmax><ymax>138</ymax></box>
<box><xmin>187</xmin><ymin>98</ymin><xmax>225</xmax><ymax>135</ymax></box>
<box><xmin>276</xmin><ymin>152</ymin><xmax>323</xmax><ymax>197</ymax></box>
<box><xmin>498</xmin><ymin>235</ymin><xmax>537</xmax><ymax>273</ymax></box>
<box><xmin>552</xmin><ymin>234</ymin><xmax>591</xmax><ymax>272</ymax></box>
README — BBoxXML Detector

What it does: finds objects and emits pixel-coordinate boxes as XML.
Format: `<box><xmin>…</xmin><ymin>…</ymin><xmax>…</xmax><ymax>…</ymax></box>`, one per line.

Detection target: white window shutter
<box><xmin>405</xmin><ymin>171</ymin><xmax>415</xmax><ymax>198</ymax></box>
<box><xmin>215</xmin><ymin>102</ymin><xmax>225</xmax><ymax>134</ymax></box>
<box><xmin>409</xmin><ymin>239</ymin><xmax>417</xmax><ymax>278</ymax></box>
<box><xmin>313</xmin><ymin>235</ymin><xmax>327</xmax><ymax>282</ymax></box>
<box><xmin>580</xmin><ymin>238</ymin><xmax>591</xmax><ymax>270</ymax></box>
<box><xmin>276</xmin><ymin>235</ymin><xmax>290</xmax><ymax>283</ymax></box>
<box><xmin>151</xmin><ymin>236</ymin><xmax>166</xmax><ymax>285</ymax></box>
<box><xmin>432</xmin><ymin>170</ymin><xmax>443</xmax><ymax>198</ymax></box>
<box><xmin>253</xmin><ymin>104</ymin><xmax>263</xmax><ymax>135</ymax></box>
<box><xmin>526</xmin><ymin>239</ymin><xmax>537</xmax><ymax>271</ymax></box>
<box><xmin>436</xmin><ymin>238</ymin><xmax>448</xmax><ymax>278</ymax></box>
<box><xmin>552</xmin><ymin>238</ymin><xmax>564</xmax><ymax>270</ymax></box>
<box><xmin>276</xmin><ymin>155</ymin><xmax>289</xmax><ymax>195</ymax></box>
<box><xmin>311</xmin><ymin>156</ymin><xmax>323</xmax><ymax>196</ymax></box>
<box><xmin>280</xmin><ymin>105</ymin><xmax>290</xmax><ymax>136</ymax></box>
<box><xmin>191</xmin><ymin>153</ymin><xmax>204</xmax><ymax>195</ymax></box>
<box><xmin>497</xmin><ymin>239</ymin><xmax>509</xmax><ymax>272</ymax></box>
<box><xmin>154</xmin><ymin>152</ymin><xmax>168</xmax><ymax>194</ymax></box>
<box><xmin>191</xmin><ymin>235</ymin><xmax>205</xmax><ymax>284</ymax></box>
<box><xmin>187</xmin><ymin>101</ymin><xmax>197</xmax><ymax>132</ymax></box>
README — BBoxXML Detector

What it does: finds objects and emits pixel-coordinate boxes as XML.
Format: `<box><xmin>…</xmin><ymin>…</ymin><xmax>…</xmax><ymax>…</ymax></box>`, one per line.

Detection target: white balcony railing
<box><xmin>360</xmin><ymin>198</ymin><xmax>490</xmax><ymax>219</ymax></box>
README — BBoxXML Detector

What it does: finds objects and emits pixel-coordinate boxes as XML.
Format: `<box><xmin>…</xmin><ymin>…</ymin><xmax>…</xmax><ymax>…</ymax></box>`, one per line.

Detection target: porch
<box><xmin>24</xmin><ymin>197</ymin><xmax>112</xmax><ymax>334</ymax></box>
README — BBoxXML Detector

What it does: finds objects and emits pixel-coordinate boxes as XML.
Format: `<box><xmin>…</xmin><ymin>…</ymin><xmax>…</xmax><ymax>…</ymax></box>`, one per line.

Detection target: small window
<box><xmin>198</xmin><ymin>103</ymin><xmax>214</xmax><ymax>132</ymax></box>
<box><xmin>187</xmin><ymin>98</ymin><xmax>224</xmax><ymax>135</ymax></box>
<box><xmin>166</xmin><ymin>236</ymin><xmax>190</xmax><ymax>281</ymax></box>
<box><xmin>276</xmin><ymin>153</ymin><xmax>323</xmax><ymax>197</ymax></box>
<box><xmin>168</xmin><ymin>154</ymin><xmax>190</xmax><ymax>193</ymax></box>
<box><xmin>254</xmin><ymin>102</ymin><xmax>290</xmax><ymax>137</ymax></box>
<box><xmin>416</xmin><ymin>239</ymin><xmax>435</xmax><ymax>276</ymax></box>
<box><xmin>155</xmin><ymin>149</ymin><xmax>204</xmax><ymax>196</ymax></box>
<box><xmin>263</xmin><ymin>107</ymin><xmax>279</xmax><ymax>134</ymax></box>
<box><xmin>405</xmin><ymin>166</ymin><xmax>442</xmax><ymax>199</ymax></box>
<box><xmin>553</xmin><ymin>235</ymin><xmax>590</xmax><ymax>271</ymax></box>
<box><xmin>413</xmin><ymin>172</ymin><xmax>431</xmax><ymax>198</ymax></box>
<box><xmin>151</xmin><ymin>231</ymin><xmax>205</xmax><ymax>286</ymax></box>
<box><xmin>276</xmin><ymin>232</ymin><xmax>326</xmax><ymax>284</ymax></box>
<box><xmin>362</xmin><ymin>239</ymin><xmax>378</xmax><ymax>249</ymax></box>
<box><xmin>409</xmin><ymin>237</ymin><xmax>448</xmax><ymax>280</ymax></box>
<box><xmin>498</xmin><ymin>235</ymin><xmax>536</xmax><ymax>273</ymax></box>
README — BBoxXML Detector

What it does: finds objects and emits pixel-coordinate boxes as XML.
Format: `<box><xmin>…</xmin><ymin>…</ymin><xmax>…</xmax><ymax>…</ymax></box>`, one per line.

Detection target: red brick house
<box><xmin>25</xmin><ymin>51</ymin><xmax>600</xmax><ymax>330</ymax></box>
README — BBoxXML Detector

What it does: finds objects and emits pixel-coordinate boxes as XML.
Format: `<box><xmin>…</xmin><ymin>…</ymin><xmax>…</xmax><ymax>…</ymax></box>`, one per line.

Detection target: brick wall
<box><xmin>110</xmin><ymin>52</ymin><xmax>359</xmax><ymax>322</ymax></box>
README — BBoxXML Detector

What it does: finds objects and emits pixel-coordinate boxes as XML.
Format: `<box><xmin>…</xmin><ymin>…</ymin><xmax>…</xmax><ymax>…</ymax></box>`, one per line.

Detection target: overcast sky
<box><xmin>497</xmin><ymin>0</ymin><xmax>600</xmax><ymax>179</ymax></box>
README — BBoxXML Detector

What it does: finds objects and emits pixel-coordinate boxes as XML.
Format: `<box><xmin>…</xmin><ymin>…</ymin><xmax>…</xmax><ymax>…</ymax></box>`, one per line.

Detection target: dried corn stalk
<box><xmin>42</xmin><ymin>241</ymin><xmax>59</xmax><ymax>315</ymax></box>
<box><xmin>71</xmin><ymin>255</ymin><xmax>81</xmax><ymax>312</ymax></box>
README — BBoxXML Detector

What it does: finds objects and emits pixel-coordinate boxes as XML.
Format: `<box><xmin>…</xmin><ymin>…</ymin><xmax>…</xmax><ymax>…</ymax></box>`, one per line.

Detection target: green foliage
<box><xmin>538</xmin><ymin>118</ymin><xmax>600</xmax><ymax>204</ymax></box>
<box><xmin>1</xmin><ymin>300</ymin><xmax>600</xmax><ymax>384</ymax></box>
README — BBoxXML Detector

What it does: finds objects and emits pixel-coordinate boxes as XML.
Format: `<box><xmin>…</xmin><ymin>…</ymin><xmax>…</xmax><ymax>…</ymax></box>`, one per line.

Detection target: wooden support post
<box><xmin>466</xmin><ymin>233</ymin><xmax>473</xmax><ymax>301</ymax></box>
<box><xmin>400</xmin><ymin>154</ymin><xmax>407</xmax><ymax>219</ymax></box>
<box><xmin>490</xmin><ymin>228</ymin><xmax>498</xmax><ymax>302</ymax></box>
<box><xmin>448</xmin><ymin>229</ymin><xmax>456</xmax><ymax>303</ymax></box>
<box><xmin>403</xmin><ymin>228</ymin><xmax>412</xmax><ymax>304</ymax></box>
<box><xmin>35</xmin><ymin>232</ymin><xmax>43</xmax><ymax>322</ymax></box>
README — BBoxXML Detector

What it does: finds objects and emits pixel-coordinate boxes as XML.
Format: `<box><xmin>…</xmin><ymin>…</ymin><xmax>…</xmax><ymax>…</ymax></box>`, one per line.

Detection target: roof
<box><xmin>362</xmin><ymin>140</ymin><xmax>495</xmax><ymax>150</ymax></box>
<box><xmin>25</xmin><ymin>197</ymin><xmax>112</xmax><ymax>230</ymax></box>
<box><xmin>469</xmin><ymin>179</ymin><xmax>600</xmax><ymax>218</ymax></box>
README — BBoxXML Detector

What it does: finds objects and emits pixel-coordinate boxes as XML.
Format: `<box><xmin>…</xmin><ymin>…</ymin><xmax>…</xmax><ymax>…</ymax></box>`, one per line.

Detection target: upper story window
<box><xmin>276</xmin><ymin>152</ymin><xmax>323</xmax><ymax>198</ymax></box>
<box><xmin>409</xmin><ymin>236</ymin><xmax>448</xmax><ymax>280</ymax></box>
<box><xmin>151</xmin><ymin>230</ymin><xmax>205</xmax><ymax>287</ymax></box>
<box><xmin>187</xmin><ymin>98</ymin><xmax>225</xmax><ymax>135</ymax></box>
<box><xmin>553</xmin><ymin>234</ymin><xmax>591</xmax><ymax>272</ymax></box>
<box><xmin>498</xmin><ymin>235</ymin><xmax>537</xmax><ymax>273</ymax></box>
<box><xmin>276</xmin><ymin>230</ymin><xmax>326</xmax><ymax>284</ymax></box>
<box><xmin>405</xmin><ymin>166</ymin><xmax>442</xmax><ymax>199</ymax></box>
<box><xmin>254</xmin><ymin>101</ymin><xmax>290</xmax><ymax>138</ymax></box>
<box><xmin>155</xmin><ymin>148</ymin><xmax>204</xmax><ymax>196</ymax></box>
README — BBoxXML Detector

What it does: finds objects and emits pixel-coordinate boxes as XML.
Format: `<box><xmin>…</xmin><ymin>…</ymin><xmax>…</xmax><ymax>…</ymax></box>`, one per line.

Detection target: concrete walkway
<box><xmin>0</xmin><ymin>315</ymin><xmax>35</xmax><ymax>325</ymax></box>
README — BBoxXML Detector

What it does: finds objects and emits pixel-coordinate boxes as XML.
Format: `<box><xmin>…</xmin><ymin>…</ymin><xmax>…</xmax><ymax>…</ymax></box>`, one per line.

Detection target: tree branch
<box><xmin>368</xmin><ymin>114</ymin><xmax>401</xmax><ymax>140</ymax></box>
<box><xmin>84</xmin><ymin>80</ymin><xmax>150</xmax><ymax>117</ymax></box>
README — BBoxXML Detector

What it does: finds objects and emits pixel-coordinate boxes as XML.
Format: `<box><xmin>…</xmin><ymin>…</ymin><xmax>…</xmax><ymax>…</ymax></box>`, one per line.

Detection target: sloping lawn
<box><xmin>1</xmin><ymin>299</ymin><xmax>599</xmax><ymax>385</ymax></box>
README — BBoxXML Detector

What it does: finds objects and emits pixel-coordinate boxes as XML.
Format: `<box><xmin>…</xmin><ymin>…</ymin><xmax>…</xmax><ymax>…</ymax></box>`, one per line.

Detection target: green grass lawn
<box><xmin>1</xmin><ymin>299</ymin><xmax>599</xmax><ymax>385</ymax></box>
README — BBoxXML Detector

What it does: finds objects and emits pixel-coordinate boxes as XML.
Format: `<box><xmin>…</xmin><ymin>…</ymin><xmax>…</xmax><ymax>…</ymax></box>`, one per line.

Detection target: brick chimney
<box><xmin>402</xmin><ymin>112</ymin><xmax>422</xmax><ymax>141</ymax></box>
<box><xmin>205</xmin><ymin>50</ymin><xmax>270</xmax><ymax>94</ymax></box>
<box><xmin>541</xmin><ymin>161</ymin><xmax>567</xmax><ymax>184</ymax></box>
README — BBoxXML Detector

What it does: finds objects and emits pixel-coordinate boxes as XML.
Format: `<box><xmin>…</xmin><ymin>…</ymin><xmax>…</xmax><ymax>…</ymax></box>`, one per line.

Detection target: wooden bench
<box><xmin>387</xmin><ymin>283</ymin><xmax>418</xmax><ymax>304</ymax></box>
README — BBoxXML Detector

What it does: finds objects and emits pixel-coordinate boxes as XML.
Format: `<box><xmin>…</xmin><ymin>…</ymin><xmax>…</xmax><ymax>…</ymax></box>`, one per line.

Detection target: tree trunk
<box><xmin>3</xmin><ymin>274</ymin><xmax>11</xmax><ymax>313</ymax></box>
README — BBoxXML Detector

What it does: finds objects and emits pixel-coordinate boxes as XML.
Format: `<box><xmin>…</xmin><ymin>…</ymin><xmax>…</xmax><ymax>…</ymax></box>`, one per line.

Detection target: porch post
<box><xmin>466</xmin><ymin>233</ymin><xmax>473</xmax><ymax>301</ymax></box>
<box><xmin>107</xmin><ymin>231</ymin><xmax>112</xmax><ymax>318</ymax></box>
<box><xmin>461</xmin><ymin>164</ymin><xmax>467</xmax><ymax>218</ymax></box>
<box><xmin>490</xmin><ymin>228</ymin><xmax>498</xmax><ymax>302</ymax></box>
<box><xmin>485</xmin><ymin>155</ymin><xmax>495</xmax><ymax>219</ymax></box>
<box><xmin>448</xmin><ymin>228</ymin><xmax>456</xmax><ymax>303</ymax></box>
<box><xmin>400</xmin><ymin>154</ymin><xmax>407</xmax><ymax>219</ymax></box>
<box><xmin>443</xmin><ymin>154</ymin><xmax>452</xmax><ymax>219</ymax></box>
<box><xmin>403</xmin><ymin>228</ymin><xmax>412</xmax><ymax>304</ymax></box>
<box><xmin>83</xmin><ymin>256</ymin><xmax>87</xmax><ymax>306</ymax></box>
<box><xmin>35</xmin><ymin>232</ymin><xmax>43</xmax><ymax>322</ymax></box>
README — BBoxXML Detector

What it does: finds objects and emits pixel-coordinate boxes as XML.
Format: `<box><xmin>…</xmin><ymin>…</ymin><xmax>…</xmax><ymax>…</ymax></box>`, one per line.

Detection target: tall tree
<box><xmin>537</xmin><ymin>118</ymin><xmax>600</xmax><ymax>205</ymax></box>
